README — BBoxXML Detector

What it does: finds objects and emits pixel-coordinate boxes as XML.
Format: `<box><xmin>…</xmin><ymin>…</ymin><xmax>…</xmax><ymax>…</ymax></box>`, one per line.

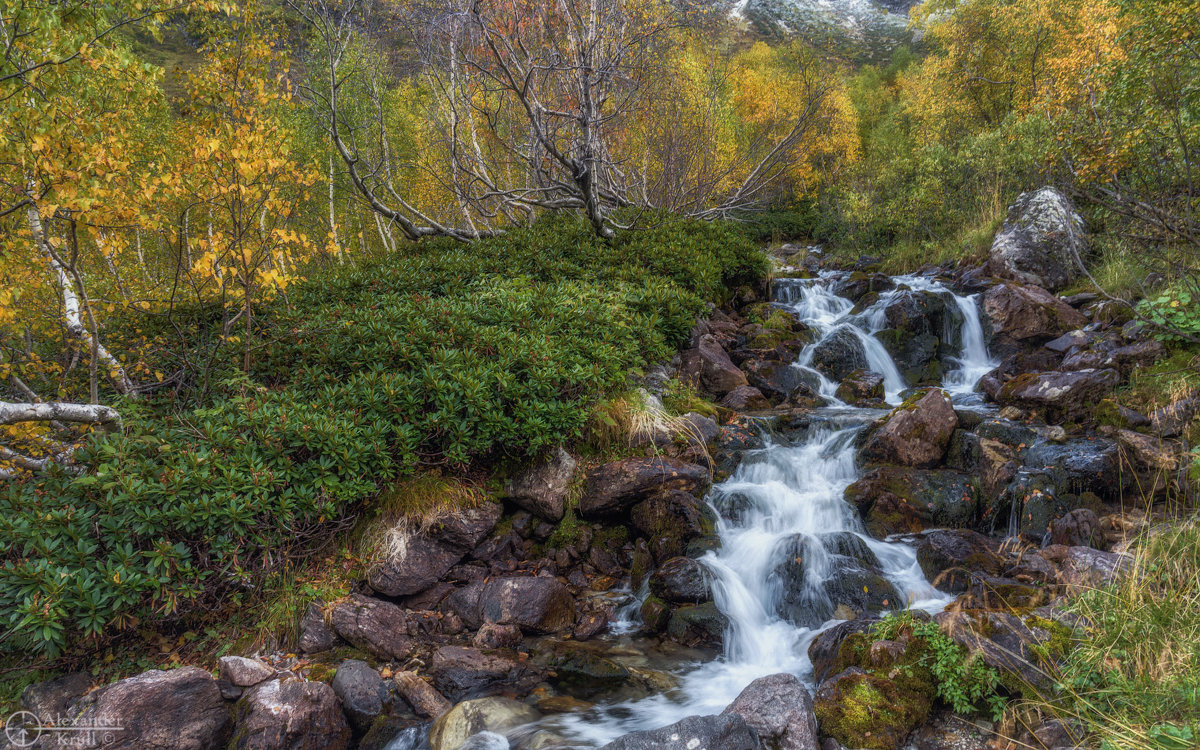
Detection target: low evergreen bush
<box><xmin>0</xmin><ymin>216</ymin><xmax>766</xmax><ymax>657</ymax></box>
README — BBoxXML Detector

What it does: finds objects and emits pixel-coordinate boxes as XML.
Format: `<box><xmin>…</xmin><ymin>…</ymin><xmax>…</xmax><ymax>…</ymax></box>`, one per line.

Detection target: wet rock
<box><xmin>428</xmin><ymin>697</ymin><xmax>540</xmax><ymax>750</ymax></box>
<box><xmin>667</xmin><ymin>602</ymin><xmax>728</xmax><ymax>649</ymax></box>
<box><xmin>640</xmin><ymin>596</ymin><xmax>672</xmax><ymax>633</ymax></box>
<box><xmin>720</xmin><ymin>385</ymin><xmax>772</xmax><ymax>411</ymax></box>
<box><xmin>631</xmin><ymin>491</ymin><xmax>710</xmax><ymax>562</ymax></box>
<box><xmin>21</xmin><ymin>672</ymin><xmax>91</xmax><ymax>718</ymax></box>
<box><xmin>1023</xmin><ymin>437</ymin><xmax>1122</xmax><ymax>499</ymax></box>
<box><xmin>833</xmin><ymin>271</ymin><xmax>894</xmax><ymax>303</ymax></box>
<box><xmin>915</xmin><ymin>529</ymin><xmax>1004</xmax><ymax>593</ymax></box>
<box><xmin>874</xmin><ymin>290</ymin><xmax>962</xmax><ymax>385</ymax></box>
<box><xmin>31</xmin><ymin>667</ymin><xmax>230</xmax><ymax>750</ymax></box>
<box><xmin>231</xmin><ymin>677</ymin><xmax>350</xmax><ymax>750</ymax></box>
<box><xmin>846</xmin><ymin>467</ymin><xmax>979</xmax><ymax>535</ymax></box>
<box><xmin>299</xmin><ymin>602</ymin><xmax>337</xmax><ymax>654</ymax></box>
<box><xmin>329</xmin><ymin>594</ymin><xmax>413</xmax><ymax>661</ymax></box>
<box><xmin>219</xmin><ymin>656</ymin><xmax>275</xmax><ymax>688</ymax></box>
<box><xmin>649</xmin><ymin>556</ymin><xmax>710</xmax><ymax>604</ymax></box>
<box><xmin>429</xmin><ymin>646</ymin><xmax>541</xmax><ymax>702</ymax></box>
<box><xmin>358</xmin><ymin>719</ymin><xmax>430</xmax><ymax>750</ymax></box>
<box><xmin>988</xmin><ymin>187</ymin><xmax>1085</xmax><ymax>291</ymax></box>
<box><xmin>859</xmin><ymin>389</ymin><xmax>957</xmax><ymax>469</ymax></box>
<box><xmin>599</xmin><ymin>713</ymin><xmax>761</xmax><ymax>750</ymax></box>
<box><xmin>680</xmin><ymin>334</ymin><xmax>749</xmax><ymax>397</ymax></box>
<box><xmin>506</xmin><ymin>447</ymin><xmax>576</xmax><ymax>521</ymax></box>
<box><xmin>1048</xmin><ymin>508</ymin><xmax>1103</xmax><ymax>548</ymax></box>
<box><xmin>444</xmin><ymin>576</ymin><xmax>575</xmax><ymax>634</ymax></box>
<box><xmin>995</xmin><ymin>368</ymin><xmax>1120</xmax><ymax>421</ymax></box>
<box><xmin>331</xmin><ymin>660</ymin><xmax>388</xmax><ymax>734</ymax></box>
<box><xmin>983</xmin><ymin>283</ymin><xmax>1087</xmax><ymax>345</ymax></box>
<box><xmin>367</xmin><ymin>533</ymin><xmax>465</xmax><ymax>598</ymax></box>
<box><xmin>813</xmin><ymin>667</ymin><xmax>931</xmax><ymax>750</ymax></box>
<box><xmin>393</xmin><ymin>671</ymin><xmax>452</xmax><ymax>719</ymax></box>
<box><xmin>580</xmin><ymin>458</ymin><xmax>709</xmax><ymax>518</ymax></box>
<box><xmin>773</xmin><ymin>534</ymin><xmax>901</xmax><ymax>627</ymax></box>
<box><xmin>544</xmin><ymin>643</ymin><xmax>633</xmax><ymax>699</ymax></box>
<box><xmin>722</xmin><ymin>673</ymin><xmax>819</xmax><ymax>750</ymax></box>
<box><xmin>809</xmin><ymin>327</ymin><xmax>868</xmax><ymax>382</ymax></box>
<box><xmin>742</xmin><ymin>358</ymin><xmax>813</xmax><ymax>404</ymax></box>
<box><xmin>807</xmin><ymin>618</ymin><xmax>879</xmax><ymax>684</ymax></box>
<box><xmin>835</xmin><ymin>369</ymin><xmax>885</xmax><ymax>406</ymax></box>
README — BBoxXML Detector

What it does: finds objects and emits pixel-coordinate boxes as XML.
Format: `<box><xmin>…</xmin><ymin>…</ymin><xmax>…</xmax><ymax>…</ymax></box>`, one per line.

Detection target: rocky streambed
<box><xmin>13</xmin><ymin>189</ymin><xmax>1196</xmax><ymax>750</ymax></box>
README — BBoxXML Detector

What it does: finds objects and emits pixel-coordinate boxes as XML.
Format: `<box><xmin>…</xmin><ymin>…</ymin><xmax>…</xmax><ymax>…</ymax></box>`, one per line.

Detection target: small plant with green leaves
<box><xmin>874</xmin><ymin>612</ymin><xmax>1007</xmax><ymax>719</ymax></box>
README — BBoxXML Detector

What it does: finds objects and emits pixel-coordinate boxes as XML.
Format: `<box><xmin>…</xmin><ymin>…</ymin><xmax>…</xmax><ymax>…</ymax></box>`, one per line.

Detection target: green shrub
<box><xmin>0</xmin><ymin>216</ymin><xmax>766</xmax><ymax>658</ymax></box>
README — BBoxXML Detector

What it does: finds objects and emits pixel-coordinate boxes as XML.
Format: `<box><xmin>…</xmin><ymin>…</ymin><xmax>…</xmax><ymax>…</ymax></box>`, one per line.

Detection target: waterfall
<box><xmin>545</xmin><ymin>271</ymin><xmax>995</xmax><ymax>747</ymax></box>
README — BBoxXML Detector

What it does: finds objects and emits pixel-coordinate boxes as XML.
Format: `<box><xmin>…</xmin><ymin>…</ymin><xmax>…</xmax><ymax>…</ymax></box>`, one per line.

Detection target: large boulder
<box><xmin>444</xmin><ymin>575</ymin><xmax>575</xmax><ymax>634</ymax></box>
<box><xmin>742</xmin><ymin>359</ymin><xmax>812</xmax><ymax>404</ymax></box>
<box><xmin>667</xmin><ymin>602</ymin><xmax>728</xmax><ymax>649</ymax></box>
<box><xmin>772</xmin><ymin>533</ymin><xmax>901</xmax><ymax>627</ymax></box>
<box><xmin>329</xmin><ymin>595</ymin><xmax>413</xmax><ymax>661</ymax></box>
<box><xmin>859</xmin><ymin>389</ymin><xmax>957</xmax><ymax>469</ymax></box>
<box><xmin>580</xmin><ymin>457</ymin><xmax>709</xmax><ymax>518</ymax></box>
<box><xmin>631</xmin><ymin>490</ymin><xmax>711</xmax><ymax>562</ymax></box>
<box><xmin>1023</xmin><ymin>437</ymin><xmax>1123</xmax><ymax>499</ymax></box>
<box><xmin>983</xmin><ymin>283</ymin><xmax>1087</xmax><ymax>345</ymax></box>
<box><xmin>720</xmin><ymin>385</ymin><xmax>772</xmax><ymax>411</ymax></box>
<box><xmin>680</xmin><ymin>334</ymin><xmax>749</xmax><ymax>397</ymax></box>
<box><xmin>367</xmin><ymin>501</ymin><xmax>501</xmax><ymax>597</ymax></box>
<box><xmin>813</xmin><ymin>667</ymin><xmax>931</xmax><ymax>750</ymax></box>
<box><xmin>988</xmin><ymin>187</ymin><xmax>1085</xmax><ymax>291</ymax></box>
<box><xmin>600</xmin><ymin>714</ymin><xmax>762</xmax><ymax>750</ymax></box>
<box><xmin>873</xmin><ymin>290</ymin><xmax>962</xmax><ymax>385</ymax></box>
<box><xmin>330</xmin><ymin>660</ymin><xmax>389</xmax><ymax>734</ymax></box>
<box><xmin>366</xmin><ymin>535</ymin><xmax>464</xmax><ymax>598</ymax></box>
<box><xmin>649</xmin><ymin>556</ymin><xmax>710</xmax><ymax>604</ymax></box>
<box><xmin>428</xmin><ymin>646</ymin><xmax>541</xmax><ymax>703</ymax></box>
<box><xmin>505</xmin><ymin>447</ymin><xmax>576</xmax><ymax>521</ymax></box>
<box><xmin>722</xmin><ymin>673</ymin><xmax>819</xmax><ymax>750</ymax></box>
<box><xmin>807</xmin><ymin>618</ymin><xmax>880</xmax><ymax>684</ymax></box>
<box><xmin>808</xmin><ymin>327</ymin><xmax>868</xmax><ymax>382</ymax></box>
<box><xmin>231</xmin><ymin>677</ymin><xmax>351</xmax><ymax>750</ymax></box>
<box><xmin>847</xmin><ymin>467</ymin><xmax>980</xmax><ymax>535</ymax></box>
<box><xmin>995</xmin><ymin>368</ymin><xmax>1120</xmax><ymax>421</ymax></box>
<box><xmin>427</xmin><ymin>697</ymin><xmax>540</xmax><ymax>750</ymax></box>
<box><xmin>914</xmin><ymin>529</ymin><xmax>1004</xmax><ymax>593</ymax></box>
<box><xmin>43</xmin><ymin>667</ymin><xmax>231</xmax><ymax>750</ymax></box>
<box><xmin>20</xmin><ymin>672</ymin><xmax>91</xmax><ymax>719</ymax></box>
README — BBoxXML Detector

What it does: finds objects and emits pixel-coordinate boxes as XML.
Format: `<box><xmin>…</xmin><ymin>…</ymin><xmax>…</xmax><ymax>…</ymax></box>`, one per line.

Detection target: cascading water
<box><xmin>509</xmin><ymin>272</ymin><xmax>995</xmax><ymax>748</ymax></box>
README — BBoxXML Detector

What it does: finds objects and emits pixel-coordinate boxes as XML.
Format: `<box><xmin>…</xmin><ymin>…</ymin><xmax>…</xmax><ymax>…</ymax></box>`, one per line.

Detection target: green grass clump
<box><xmin>0</xmin><ymin>216</ymin><xmax>766</xmax><ymax>660</ymax></box>
<box><xmin>1036</xmin><ymin>520</ymin><xmax>1200</xmax><ymax>750</ymax></box>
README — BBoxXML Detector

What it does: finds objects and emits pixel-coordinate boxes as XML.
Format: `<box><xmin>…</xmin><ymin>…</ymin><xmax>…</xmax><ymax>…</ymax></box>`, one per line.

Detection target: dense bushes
<box><xmin>0</xmin><ymin>217</ymin><xmax>766</xmax><ymax>658</ymax></box>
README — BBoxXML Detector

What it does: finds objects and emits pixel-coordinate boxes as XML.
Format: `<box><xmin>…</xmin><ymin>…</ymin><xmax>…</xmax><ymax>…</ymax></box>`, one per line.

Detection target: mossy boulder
<box><xmin>813</xmin><ymin>667</ymin><xmax>933</xmax><ymax>750</ymax></box>
<box><xmin>666</xmin><ymin>602</ymin><xmax>728</xmax><ymax>649</ymax></box>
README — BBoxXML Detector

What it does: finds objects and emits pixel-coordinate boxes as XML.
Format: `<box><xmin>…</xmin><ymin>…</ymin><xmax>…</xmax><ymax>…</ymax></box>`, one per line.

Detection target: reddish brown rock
<box><xmin>859</xmin><ymin>389</ymin><xmax>957</xmax><ymax>469</ymax></box>
<box><xmin>580</xmin><ymin>457</ymin><xmax>709</xmax><ymax>518</ymax></box>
